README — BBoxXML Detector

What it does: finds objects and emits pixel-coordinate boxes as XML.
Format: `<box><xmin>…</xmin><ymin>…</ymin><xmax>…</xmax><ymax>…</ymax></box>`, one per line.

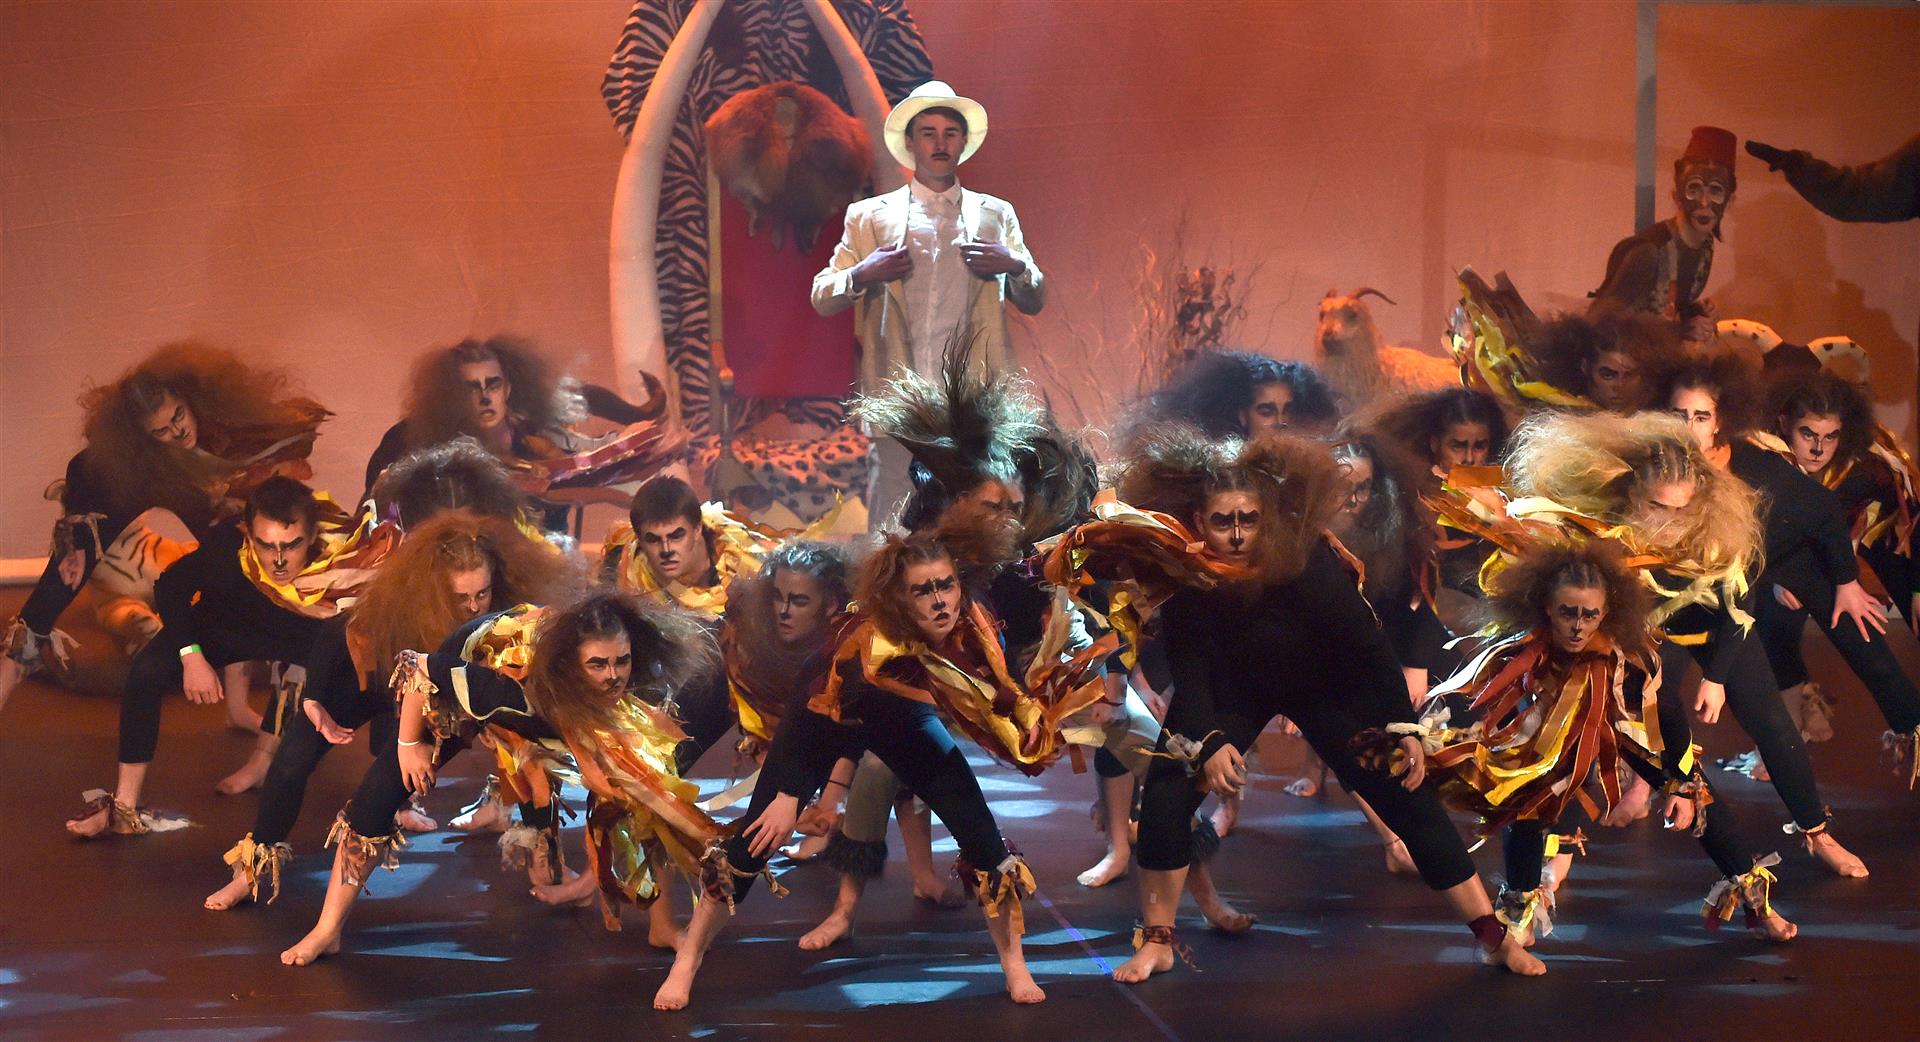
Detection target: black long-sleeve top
<box><xmin>153</xmin><ymin>526</ymin><xmax>321</xmax><ymax>658</ymax></box>
<box><xmin>1161</xmin><ymin>538</ymin><xmax>1416</xmax><ymax>765</ymax></box>
<box><xmin>1730</xmin><ymin>440</ymin><xmax>1860</xmax><ymax>588</ymax></box>
<box><xmin>303</xmin><ymin>616</ymin><xmax>383</xmax><ymax>719</ymax></box>
<box><xmin>1777</xmin><ymin>135</ymin><xmax>1920</xmax><ymax>224</ymax></box>
<box><xmin>421</xmin><ymin>611</ymin><xmax>561</xmax><ymax>745</ymax></box>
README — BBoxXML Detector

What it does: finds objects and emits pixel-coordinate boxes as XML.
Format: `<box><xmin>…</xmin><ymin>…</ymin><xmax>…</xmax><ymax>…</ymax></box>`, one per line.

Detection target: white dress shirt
<box><xmin>901</xmin><ymin>177</ymin><xmax>970</xmax><ymax>377</ymax></box>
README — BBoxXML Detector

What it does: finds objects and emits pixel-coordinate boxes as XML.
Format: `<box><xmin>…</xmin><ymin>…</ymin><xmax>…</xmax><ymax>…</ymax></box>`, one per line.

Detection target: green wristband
<box><xmin>178</xmin><ymin>643</ymin><xmax>203</xmax><ymax>658</ymax></box>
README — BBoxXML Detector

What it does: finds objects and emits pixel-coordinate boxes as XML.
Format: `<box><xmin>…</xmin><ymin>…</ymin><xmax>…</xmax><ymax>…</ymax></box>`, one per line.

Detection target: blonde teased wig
<box><xmin>1504</xmin><ymin>411</ymin><xmax>1762</xmax><ymax>574</ymax></box>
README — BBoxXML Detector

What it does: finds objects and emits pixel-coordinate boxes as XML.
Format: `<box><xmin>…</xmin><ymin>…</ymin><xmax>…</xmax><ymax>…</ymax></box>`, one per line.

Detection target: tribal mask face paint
<box><xmin>1195</xmin><ymin>490</ymin><xmax>1261</xmax><ymax>564</ymax></box>
<box><xmin>903</xmin><ymin>558</ymin><xmax>962</xmax><ymax>645</ymax></box>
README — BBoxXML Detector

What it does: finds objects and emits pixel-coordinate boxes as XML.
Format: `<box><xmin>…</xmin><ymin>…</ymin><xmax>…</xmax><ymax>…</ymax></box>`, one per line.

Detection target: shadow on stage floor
<box><xmin>3</xmin><ymin>599</ymin><xmax>1920</xmax><ymax>1041</ymax></box>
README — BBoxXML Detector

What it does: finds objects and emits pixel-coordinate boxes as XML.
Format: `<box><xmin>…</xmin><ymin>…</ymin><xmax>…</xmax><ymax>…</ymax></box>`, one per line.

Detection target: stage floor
<box><xmin>4</xmin><ymin>608</ymin><xmax>1920</xmax><ymax>1041</ymax></box>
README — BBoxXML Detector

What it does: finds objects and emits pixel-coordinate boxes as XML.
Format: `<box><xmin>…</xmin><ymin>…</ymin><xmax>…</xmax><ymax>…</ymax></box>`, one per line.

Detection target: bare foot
<box><xmin>781</xmin><ymin>832</ymin><xmax>829</xmax><ymax>861</ymax></box>
<box><xmin>394</xmin><ymin>805</ymin><xmax>437</xmax><ymax>833</ymax></box>
<box><xmin>1806</xmin><ymin>832</ymin><xmax>1869</xmax><ymax>878</ymax></box>
<box><xmin>280</xmin><ymin>927</ymin><xmax>341</xmax><ymax>966</ymax></box>
<box><xmin>1283</xmin><ymin>776</ymin><xmax>1320</xmax><ymax>798</ymax></box>
<box><xmin>1209</xmin><ymin>793</ymin><xmax>1241</xmax><ymax>838</ymax></box>
<box><xmin>912</xmin><ymin>878</ymin><xmax>968</xmax><ymax>909</ymax></box>
<box><xmin>1077</xmin><ymin>847</ymin><xmax>1129</xmax><ymax>888</ymax></box>
<box><xmin>799</xmin><ymin>910</ymin><xmax>853</xmax><ymax>951</ymax></box>
<box><xmin>531</xmin><ymin>868</ymin><xmax>596</xmax><ymax>907</ymax></box>
<box><xmin>1001</xmin><ymin>958</ymin><xmax>1046</xmax><ymax>1004</ymax></box>
<box><xmin>1601</xmin><ymin>774</ymin><xmax>1652</xmax><ymax>827</ymax></box>
<box><xmin>66</xmin><ymin>802</ymin><xmax>112</xmax><ymax>838</ymax></box>
<box><xmin>652</xmin><ymin>952</ymin><xmax>701</xmax><ymax>1010</ymax></box>
<box><xmin>450</xmin><ymin>789</ymin><xmax>508</xmax><ymax>833</ymax></box>
<box><xmin>216</xmin><ymin>751</ymin><xmax>273</xmax><ymax>795</ymax></box>
<box><xmin>649</xmin><ymin>924</ymin><xmax>684</xmax><ymax>952</ymax></box>
<box><xmin>1112</xmin><ymin>941</ymin><xmax>1175</xmax><ymax>983</ymax></box>
<box><xmin>1196</xmin><ymin>893</ymin><xmax>1256</xmax><ymax>934</ymax></box>
<box><xmin>1384</xmin><ymin>837</ymin><xmax>1418</xmax><ymax>877</ymax></box>
<box><xmin>1482</xmin><ymin>933</ymin><xmax>1547</xmax><ymax>976</ymax></box>
<box><xmin>205</xmin><ymin>870</ymin><xmax>254</xmax><ymax>911</ymax></box>
<box><xmin>1751</xmin><ymin>912</ymin><xmax>1798</xmax><ymax>943</ymax></box>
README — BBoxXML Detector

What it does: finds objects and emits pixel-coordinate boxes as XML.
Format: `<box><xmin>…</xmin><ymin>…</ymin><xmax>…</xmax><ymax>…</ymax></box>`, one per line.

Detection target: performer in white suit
<box><xmin>811</xmin><ymin>80</ymin><xmax>1046</xmax><ymax>525</ymax></box>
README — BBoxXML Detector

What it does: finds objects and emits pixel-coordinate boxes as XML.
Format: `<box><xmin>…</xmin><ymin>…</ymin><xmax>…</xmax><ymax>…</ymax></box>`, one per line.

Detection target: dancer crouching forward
<box><xmin>1361</xmin><ymin>538</ymin><xmax>1795</xmax><ymax>946</ymax></box>
<box><xmin>654</xmin><ymin>520</ymin><xmax>1111</xmax><ymax>1010</ymax></box>
<box><xmin>1060</xmin><ymin>425</ymin><xmax>1545</xmax><ymax>979</ymax></box>
<box><xmin>280</xmin><ymin>590</ymin><xmax>721</xmax><ymax>965</ymax></box>
<box><xmin>204</xmin><ymin>509</ymin><xmax>576</xmax><ymax>910</ymax></box>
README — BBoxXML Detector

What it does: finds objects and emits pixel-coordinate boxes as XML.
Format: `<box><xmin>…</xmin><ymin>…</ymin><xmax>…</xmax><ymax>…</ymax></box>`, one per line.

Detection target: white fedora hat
<box><xmin>883</xmin><ymin>80</ymin><xmax>988</xmax><ymax>170</ymax></box>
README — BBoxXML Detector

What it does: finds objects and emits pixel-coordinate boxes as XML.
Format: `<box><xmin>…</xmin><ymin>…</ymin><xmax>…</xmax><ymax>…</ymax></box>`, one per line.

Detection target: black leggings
<box><xmin>1135</xmin><ymin>693</ymin><xmax>1476</xmax><ymax>891</ymax></box>
<box><xmin>1658</xmin><ymin>637</ymin><xmax>1827</xmax><ymax>830</ymax></box>
<box><xmin>666</xmin><ymin>670</ymin><xmax>738</xmax><ymax>773</ymax></box>
<box><xmin>1756</xmin><ymin>577</ymin><xmax>1920</xmax><ymax>733</ymax></box>
<box><xmin>17</xmin><ymin>553</ymin><xmax>85</xmax><ymax>635</ymax></box>
<box><xmin>253</xmin><ymin>700</ymin><xmax>393</xmax><ymax>846</ymax></box>
<box><xmin>117</xmin><ymin>624</ymin><xmax>302</xmax><ymax>764</ymax></box>
<box><xmin>342</xmin><ymin>731</ymin><xmax>551</xmax><ymax>839</ymax></box>
<box><xmin>717</xmin><ymin>698</ymin><xmax>1012</xmax><ymax>905</ymax></box>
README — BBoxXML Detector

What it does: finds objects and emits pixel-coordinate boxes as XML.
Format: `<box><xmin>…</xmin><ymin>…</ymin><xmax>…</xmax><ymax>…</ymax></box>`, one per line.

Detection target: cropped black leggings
<box><xmin>717</xmin><ymin>697</ymin><xmax>1011</xmax><ymax>905</ymax></box>
<box><xmin>117</xmin><ymin>624</ymin><xmax>302</xmax><ymax>764</ymax></box>
<box><xmin>342</xmin><ymin>731</ymin><xmax>551</xmax><ymax>840</ymax></box>
<box><xmin>1135</xmin><ymin>691</ymin><xmax>1476</xmax><ymax>891</ymax></box>
<box><xmin>253</xmin><ymin>699</ymin><xmax>394</xmax><ymax>846</ymax></box>
<box><xmin>1756</xmin><ymin>576</ymin><xmax>1920</xmax><ymax>734</ymax></box>
<box><xmin>1658</xmin><ymin>637</ymin><xmax>1828</xmax><ymax>831</ymax></box>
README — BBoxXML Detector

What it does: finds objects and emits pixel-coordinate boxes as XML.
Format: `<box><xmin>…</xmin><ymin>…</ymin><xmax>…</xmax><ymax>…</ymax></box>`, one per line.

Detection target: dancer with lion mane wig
<box><xmin>1502</xmin><ymin>410</ymin><xmax>1868</xmax><ymax>877</ymax></box>
<box><xmin>279</xmin><ymin>589</ymin><xmax>720</xmax><ymax>966</ymax></box>
<box><xmin>1371</xmin><ymin>538</ymin><xmax>1795</xmax><ymax>946</ymax></box>
<box><xmin>1051</xmin><ymin>423</ymin><xmax>1545</xmax><ymax>982</ymax></box>
<box><xmin>650</xmin><ymin>516</ymin><xmax>1110</xmax><ymax>1011</ymax></box>
<box><xmin>1</xmin><ymin>341</ymin><xmax>328</xmax><ymax>714</ymax></box>
<box><xmin>204</xmin><ymin>509</ymin><xmax>579</xmax><ymax>911</ymax></box>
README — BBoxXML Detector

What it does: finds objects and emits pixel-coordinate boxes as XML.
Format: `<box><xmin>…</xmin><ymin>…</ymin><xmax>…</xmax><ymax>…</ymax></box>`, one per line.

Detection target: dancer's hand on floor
<box><xmin>1397</xmin><ymin>736</ymin><xmax>1427</xmax><ymax>790</ymax></box>
<box><xmin>1203</xmin><ymin>744</ymin><xmax>1247</xmax><ymax>798</ymax></box>
<box><xmin>1833</xmin><ymin>580</ymin><xmax>1889</xmax><ymax>642</ymax></box>
<box><xmin>399</xmin><ymin>740</ymin><xmax>436</xmax><ymax>795</ymax></box>
<box><xmin>181</xmin><ymin>651</ymin><xmax>224</xmax><ymax>705</ymax></box>
<box><xmin>1694</xmin><ymin>678</ymin><xmax>1726</xmax><ymax>724</ymax></box>
<box><xmin>303</xmin><ymin>700</ymin><xmax>356</xmax><ymax>744</ymax></box>
<box><xmin>744</xmin><ymin>794</ymin><xmax>800</xmax><ymax>858</ymax></box>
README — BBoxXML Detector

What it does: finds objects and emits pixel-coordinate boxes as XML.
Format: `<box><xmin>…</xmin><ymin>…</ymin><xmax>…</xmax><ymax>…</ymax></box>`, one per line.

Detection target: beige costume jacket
<box><xmin>811</xmin><ymin>185</ymin><xmax>1045</xmax><ymax>391</ymax></box>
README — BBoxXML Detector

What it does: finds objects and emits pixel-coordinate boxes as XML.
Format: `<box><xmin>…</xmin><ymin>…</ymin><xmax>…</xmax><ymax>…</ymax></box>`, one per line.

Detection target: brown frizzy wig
<box><xmin>1366</xmin><ymin>387</ymin><xmax>1509</xmax><ymax>469</ymax></box>
<box><xmin>1116</xmin><ymin>423</ymin><xmax>1345</xmax><ymax>586</ymax></box>
<box><xmin>1330</xmin><ymin>429</ymin><xmax>1435</xmax><ymax>599</ymax></box>
<box><xmin>1532</xmin><ymin>310</ymin><xmax>1677</xmax><ymax>410</ymax></box>
<box><xmin>78</xmin><ymin>341</ymin><xmax>327</xmax><ymax>524</ymax></box>
<box><xmin>1482</xmin><ymin>537</ymin><xmax>1657</xmax><ymax>656</ymax></box>
<box><xmin>1655</xmin><ymin>351</ymin><xmax>1763</xmax><ymax>442</ymax></box>
<box><xmin>400</xmin><ymin>336</ymin><xmax>586</xmax><ymax>451</ymax></box>
<box><xmin>1766</xmin><ymin>369</ymin><xmax>1875</xmax><ymax>472</ymax></box>
<box><xmin>348</xmin><ymin>511</ymin><xmax>582</xmax><ymax>674</ymax></box>
<box><xmin>523</xmin><ymin>590</ymin><xmax>717</xmax><ymax>743</ymax></box>
<box><xmin>724</xmin><ymin>540</ymin><xmax>856</xmax><ymax>696</ymax></box>
<box><xmin>856</xmin><ymin>529</ymin><xmax>965</xmax><ymax>645</ymax></box>
<box><xmin>1504</xmin><ymin>411</ymin><xmax>1762</xmax><ymax>574</ymax></box>
<box><xmin>371</xmin><ymin>436</ymin><xmax>531</xmax><ymax>529</ymax></box>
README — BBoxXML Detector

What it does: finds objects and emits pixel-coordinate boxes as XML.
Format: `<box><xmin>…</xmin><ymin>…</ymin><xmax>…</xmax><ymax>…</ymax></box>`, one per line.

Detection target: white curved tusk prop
<box><xmin>609</xmin><ymin>0</ymin><xmax>725</xmax><ymax>423</ymax></box>
<box><xmin>800</xmin><ymin>0</ymin><xmax>903</xmax><ymax>194</ymax></box>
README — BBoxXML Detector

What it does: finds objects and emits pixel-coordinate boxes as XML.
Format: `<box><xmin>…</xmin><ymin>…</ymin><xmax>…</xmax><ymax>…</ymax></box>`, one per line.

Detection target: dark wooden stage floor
<box><xmin>5</xmin><ymin>600</ymin><xmax>1920</xmax><ymax>1041</ymax></box>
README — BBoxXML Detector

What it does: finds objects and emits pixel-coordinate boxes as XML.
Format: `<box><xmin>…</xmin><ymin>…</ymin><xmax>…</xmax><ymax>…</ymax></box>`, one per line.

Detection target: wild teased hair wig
<box><xmin>401</xmin><ymin>336</ymin><xmax>585</xmax><ymax>451</ymax></box>
<box><xmin>1655</xmin><ymin>350</ymin><xmax>1763</xmax><ymax>442</ymax></box>
<box><xmin>855</xmin><ymin>528</ymin><xmax>964</xmax><ymax>645</ymax></box>
<box><xmin>1504</xmin><ymin>411</ymin><xmax>1762</xmax><ymax>573</ymax></box>
<box><xmin>1766</xmin><ymin>370</ymin><xmax>1874</xmax><ymax>472</ymax></box>
<box><xmin>1331</xmin><ymin>428</ymin><xmax>1434</xmax><ymax>599</ymax></box>
<box><xmin>851</xmin><ymin>339</ymin><xmax>1044</xmax><ymax>505</ymax></box>
<box><xmin>78</xmin><ymin>341</ymin><xmax>327</xmax><ymax>524</ymax></box>
<box><xmin>1366</xmin><ymin>387</ymin><xmax>1509</xmax><ymax>468</ymax></box>
<box><xmin>1140</xmin><ymin>350</ymin><xmax>1337</xmax><ymax>439</ymax></box>
<box><xmin>372</xmin><ymin>436</ymin><xmax>531</xmax><ymax>529</ymax></box>
<box><xmin>1532</xmin><ymin>310</ymin><xmax>1677</xmax><ymax>410</ymax></box>
<box><xmin>1116</xmin><ymin>423</ymin><xmax>1344</xmax><ymax>585</ymax></box>
<box><xmin>723</xmin><ymin>540</ymin><xmax>855</xmax><ymax>697</ymax></box>
<box><xmin>1482</xmin><ymin>537</ymin><xmax>1657</xmax><ymax>656</ymax></box>
<box><xmin>349</xmin><ymin>511</ymin><xmax>582</xmax><ymax>674</ymax></box>
<box><xmin>524</xmin><ymin>590</ymin><xmax>717</xmax><ymax>743</ymax></box>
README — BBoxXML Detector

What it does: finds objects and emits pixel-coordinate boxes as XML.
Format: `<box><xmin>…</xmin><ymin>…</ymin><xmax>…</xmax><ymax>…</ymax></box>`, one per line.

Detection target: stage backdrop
<box><xmin>2</xmin><ymin>1</ymin><xmax>1916</xmax><ymax>559</ymax></box>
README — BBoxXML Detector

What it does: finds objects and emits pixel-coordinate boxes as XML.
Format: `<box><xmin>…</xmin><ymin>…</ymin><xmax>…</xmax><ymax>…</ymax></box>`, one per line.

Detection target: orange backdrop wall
<box><xmin>2</xmin><ymin>1</ymin><xmax>1915</xmax><ymax>557</ymax></box>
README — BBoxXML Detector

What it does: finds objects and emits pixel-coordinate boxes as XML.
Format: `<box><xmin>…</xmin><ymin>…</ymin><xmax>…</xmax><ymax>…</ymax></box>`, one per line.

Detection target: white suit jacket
<box><xmin>811</xmin><ymin>185</ymin><xmax>1045</xmax><ymax>391</ymax></box>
